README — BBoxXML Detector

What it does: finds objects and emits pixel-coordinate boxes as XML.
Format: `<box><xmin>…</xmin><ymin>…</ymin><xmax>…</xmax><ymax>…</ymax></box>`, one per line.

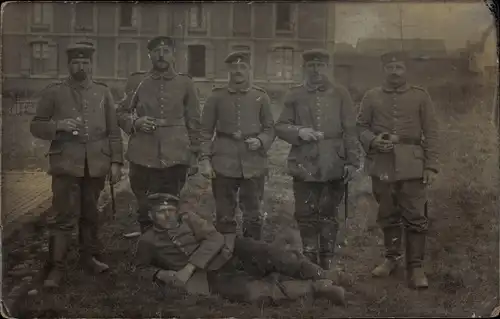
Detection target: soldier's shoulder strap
<box><xmin>410</xmin><ymin>85</ymin><xmax>429</xmax><ymax>93</ymax></box>
<box><xmin>130</xmin><ymin>70</ymin><xmax>147</xmax><ymax>77</ymax></box>
<box><xmin>252</xmin><ymin>85</ymin><xmax>267</xmax><ymax>93</ymax></box>
<box><xmin>211</xmin><ymin>84</ymin><xmax>226</xmax><ymax>92</ymax></box>
<box><xmin>289</xmin><ymin>82</ymin><xmax>304</xmax><ymax>90</ymax></box>
<box><xmin>37</xmin><ymin>80</ymin><xmax>64</xmax><ymax>96</ymax></box>
<box><xmin>178</xmin><ymin>72</ymin><xmax>192</xmax><ymax>79</ymax></box>
<box><xmin>92</xmin><ymin>80</ymin><xmax>108</xmax><ymax>87</ymax></box>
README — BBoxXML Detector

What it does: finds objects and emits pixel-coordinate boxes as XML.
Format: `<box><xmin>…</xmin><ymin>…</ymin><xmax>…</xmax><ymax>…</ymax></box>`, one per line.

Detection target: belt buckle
<box><xmin>232</xmin><ymin>131</ymin><xmax>242</xmax><ymax>140</ymax></box>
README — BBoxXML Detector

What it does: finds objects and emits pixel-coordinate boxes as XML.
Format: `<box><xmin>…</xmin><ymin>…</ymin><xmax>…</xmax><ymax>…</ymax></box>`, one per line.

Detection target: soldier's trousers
<box><xmin>212</xmin><ymin>174</ymin><xmax>265</xmax><ymax>240</ymax></box>
<box><xmin>49</xmin><ymin>160</ymin><xmax>106</xmax><ymax>259</ymax></box>
<box><xmin>371</xmin><ymin>177</ymin><xmax>428</xmax><ymax>266</ymax></box>
<box><xmin>208</xmin><ymin>237</ymin><xmax>325</xmax><ymax>303</ymax></box>
<box><xmin>129</xmin><ymin>163</ymin><xmax>188</xmax><ymax>230</ymax></box>
<box><xmin>292</xmin><ymin>178</ymin><xmax>345</xmax><ymax>263</ymax></box>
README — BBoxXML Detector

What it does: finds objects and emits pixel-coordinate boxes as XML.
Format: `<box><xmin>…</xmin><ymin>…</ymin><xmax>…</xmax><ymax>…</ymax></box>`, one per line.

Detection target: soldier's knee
<box><xmin>403</xmin><ymin>216</ymin><xmax>428</xmax><ymax>233</ymax></box>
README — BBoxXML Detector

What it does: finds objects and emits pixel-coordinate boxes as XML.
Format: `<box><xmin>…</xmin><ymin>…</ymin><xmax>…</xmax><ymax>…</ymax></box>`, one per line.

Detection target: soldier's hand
<box><xmin>109</xmin><ymin>163</ymin><xmax>122</xmax><ymax>185</ymax></box>
<box><xmin>56</xmin><ymin>118</ymin><xmax>82</xmax><ymax>133</ymax></box>
<box><xmin>423</xmin><ymin>169</ymin><xmax>437</xmax><ymax>186</ymax></box>
<box><xmin>134</xmin><ymin>116</ymin><xmax>157</xmax><ymax>134</ymax></box>
<box><xmin>343</xmin><ymin>165</ymin><xmax>357</xmax><ymax>183</ymax></box>
<box><xmin>245</xmin><ymin>137</ymin><xmax>262</xmax><ymax>151</ymax></box>
<box><xmin>199</xmin><ymin>159</ymin><xmax>215</xmax><ymax>179</ymax></box>
<box><xmin>298</xmin><ymin>128</ymin><xmax>319</xmax><ymax>142</ymax></box>
<box><xmin>371</xmin><ymin>134</ymin><xmax>394</xmax><ymax>152</ymax></box>
<box><xmin>175</xmin><ymin>263</ymin><xmax>196</xmax><ymax>284</ymax></box>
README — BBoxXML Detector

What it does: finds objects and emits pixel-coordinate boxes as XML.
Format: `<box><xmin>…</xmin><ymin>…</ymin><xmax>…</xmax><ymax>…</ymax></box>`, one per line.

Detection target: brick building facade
<box><xmin>2</xmin><ymin>2</ymin><xmax>335</xmax><ymax>97</ymax></box>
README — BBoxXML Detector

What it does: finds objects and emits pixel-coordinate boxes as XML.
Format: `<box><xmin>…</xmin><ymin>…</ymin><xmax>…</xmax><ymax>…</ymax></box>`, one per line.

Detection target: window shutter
<box><xmin>117</xmin><ymin>46</ymin><xmax>126</xmax><ymax>78</ymax></box>
<box><xmin>20</xmin><ymin>48</ymin><xmax>31</xmax><ymax>76</ymax></box>
<box><xmin>43</xmin><ymin>3</ymin><xmax>53</xmax><ymax>26</ymax></box>
<box><xmin>47</xmin><ymin>44</ymin><xmax>58</xmax><ymax>75</ymax></box>
<box><xmin>206</xmin><ymin>46</ymin><xmax>214</xmax><ymax>79</ymax></box>
<box><xmin>131</xmin><ymin>7</ymin><xmax>138</xmax><ymax>27</ymax></box>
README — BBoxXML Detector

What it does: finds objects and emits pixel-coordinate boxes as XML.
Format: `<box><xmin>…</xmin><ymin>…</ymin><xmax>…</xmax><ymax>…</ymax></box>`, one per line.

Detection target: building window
<box><xmin>117</xmin><ymin>43</ymin><xmax>138</xmax><ymax>78</ymax></box>
<box><xmin>30</xmin><ymin>42</ymin><xmax>57</xmax><ymax>75</ymax></box>
<box><xmin>188</xmin><ymin>4</ymin><xmax>206</xmax><ymax>30</ymax></box>
<box><xmin>270</xmin><ymin>47</ymin><xmax>294</xmax><ymax>80</ymax></box>
<box><xmin>232</xmin><ymin>3</ymin><xmax>252</xmax><ymax>36</ymax></box>
<box><xmin>74</xmin><ymin>3</ymin><xmax>94</xmax><ymax>31</ymax></box>
<box><xmin>188</xmin><ymin>45</ymin><xmax>206</xmax><ymax>78</ymax></box>
<box><xmin>120</xmin><ymin>3</ymin><xmax>137</xmax><ymax>28</ymax></box>
<box><xmin>32</xmin><ymin>3</ymin><xmax>52</xmax><ymax>27</ymax></box>
<box><xmin>275</xmin><ymin>3</ymin><xmax>293</xmax><ymax>32</ymax></box>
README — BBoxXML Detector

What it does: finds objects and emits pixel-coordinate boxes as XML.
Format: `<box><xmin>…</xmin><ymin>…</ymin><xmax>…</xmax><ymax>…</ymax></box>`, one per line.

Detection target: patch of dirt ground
<box><xmin>7</xmin><ymin>117</ymin><xmax>500</xmax><ymax>318</ymax></box>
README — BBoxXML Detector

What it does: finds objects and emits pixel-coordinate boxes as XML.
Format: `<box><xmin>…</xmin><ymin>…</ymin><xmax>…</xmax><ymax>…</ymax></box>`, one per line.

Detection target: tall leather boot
<box><xmin>79</xmin><ymin>222</ymin><xmax>109</xmax><ymax>274</ymax></box>
<box><xmin>44</xmin><ymin>233</ymin><xmax>68</xmax><ymax>288</ymax></box>
<box><xmin>319</xmin><ymin>222</ymin><xmax>339</xmax><ymax>271</ymax></box>
<box><xmin>298</xmin><ymin>225</ymin><xmax>320</xmax><ymax>266</ymax></box>
<box><xmin>406</xmin><ymin>231</ymin><xmax>428</xmax><ymax>289</ymax></box>
<box><xmin>372</xmin><ymin>225</ymin><xmax>403</xmax><ymax>277</ymax></box>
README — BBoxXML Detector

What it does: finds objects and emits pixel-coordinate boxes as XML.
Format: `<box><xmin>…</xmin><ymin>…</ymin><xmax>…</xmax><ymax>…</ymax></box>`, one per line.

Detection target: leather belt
<box><xmin>152</xmin><ymin>118</ymin><xmax>184</xmax><ymax>127</ymax></box>
<box><xmin>57</xmin><ymin>131</ymin><xmax>108</xmax><ymax>143</ymax></box>
<box><xmin>397</xmin><ymin>137</ymin><xmax>421</xmax><ymax>145</ymax></box>
<box><xmin>378</xmin><ymin>133</ymin><xmax>421</xmax><ymax>145</ymax></box>
<box><xmin>216</xmin><ymin>131</ymin><xmax>259</xmax><ymax>141</ymax></box>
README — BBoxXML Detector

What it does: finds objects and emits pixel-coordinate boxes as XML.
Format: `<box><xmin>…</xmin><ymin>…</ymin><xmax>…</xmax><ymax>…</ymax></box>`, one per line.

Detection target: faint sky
<box><xmin>335</xmin><ymin>1</ymin><xmax>496</xmax><ymax>50</ymax></box>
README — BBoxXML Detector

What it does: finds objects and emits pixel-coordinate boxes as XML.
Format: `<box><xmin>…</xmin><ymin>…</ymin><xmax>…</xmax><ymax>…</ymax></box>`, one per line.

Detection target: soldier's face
<box><xmin>384</xmin><ymin>61</ymin><xmax>407</xmax><ymax>84</ymax></box>
<box><xmin>69</xmin><ymin>58</ymin><xmax>92</xmax><ymax>81</ymax></box>
<box><xmin>228</xmin><ymin>61</ymin><xmax>250</xmax><ymax>84</ymax></box>
<box><xmin>149</xmin><ymin>45</ymin><xmax>174</xmax><ymax>70</ymax></box>
<box><xmin>304</xmin><ymin>61</ymin><xmax>329</xmax><ymax>83</ymax></box>
<box><xmin>151</xmin><ymin>204</ymin><xmax>179</xmax><ymax>229</ymax></box>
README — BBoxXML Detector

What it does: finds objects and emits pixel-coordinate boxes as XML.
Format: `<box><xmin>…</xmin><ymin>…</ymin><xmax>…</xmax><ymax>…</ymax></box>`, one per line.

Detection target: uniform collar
<box><xmin>150</xmin><ymin>67</ymin><xmax>177</xmax><ymax>80</ymax></box>
<box><xmin>305</xmin><ymin>79</ymin><xmax>331</xmax><ymax>92</ymax></box>
<box><xmin>382</xmin><ymin>82</ymin><xmax>410</xmax><ymax>93</ymax></box>
<box><xmin>67</xmin><ymin>76</ymin><xmax>91</xmax><ymax>90</ymax></box>
<box><xmin>227</xmin><ymin>81</ymin><xmax>251</xmax><ymax>93</ymax></box>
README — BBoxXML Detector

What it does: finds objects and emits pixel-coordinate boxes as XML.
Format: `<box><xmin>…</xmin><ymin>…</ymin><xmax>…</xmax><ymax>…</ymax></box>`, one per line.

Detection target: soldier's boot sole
<box><xmin>81</xmin><ymin>257</ymin><xmax>110</xmax><ymax>274</ymax></box>
<box><xmin>407</xmin><ymin>267</ymin><xmax>428</xmax><ymax>289</ymax></box>
<box><xmin>43</xmin><ymin>269</ymin><xmax>64</xmax><ymax>288</ymax></box>
<box><xmin>312</xmin><ymin>279</ymin><xmax>346</xmax><ymax>306</ymax></box>
<box><xmin>371</xmin><ymin>258</ymin><xmax>400</xmax><ymax>277</ymax></box>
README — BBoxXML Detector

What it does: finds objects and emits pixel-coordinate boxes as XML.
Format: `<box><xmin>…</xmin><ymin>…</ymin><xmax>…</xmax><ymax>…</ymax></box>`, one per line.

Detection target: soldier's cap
<box><xmin>66</xmin><ymin>42</ymin><xmax>95</xmax><ymax>60</ymax></box>
<box><xmin>381</xmin><ymin>51</ymin><xmax>408</xmax><ymax>65</ymax></box>
<box><xmin>224</xmin><ymin>51</ymin><xmax>251</xmax><ymax>64</ymax></box>
<box><xmin>302</xmin><ymin>48</ymin><xmax>330</xmax><ymax>63</ymax></box>
<box><xmin>147</xmin><ymin>36</ymin><xmax>175</xmax><ymax>51</ymax></box>
<box><xmin>147</xmin><ymin>193</ymin><xmax>180</xmax><ymax>208</ymax></box>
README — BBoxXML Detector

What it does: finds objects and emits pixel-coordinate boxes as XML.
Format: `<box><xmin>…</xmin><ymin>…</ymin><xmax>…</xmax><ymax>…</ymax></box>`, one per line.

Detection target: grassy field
<box><xmin>6</xmin><ymin>98</ymin><xmax>500</xmax><ymax>317</ymax></box>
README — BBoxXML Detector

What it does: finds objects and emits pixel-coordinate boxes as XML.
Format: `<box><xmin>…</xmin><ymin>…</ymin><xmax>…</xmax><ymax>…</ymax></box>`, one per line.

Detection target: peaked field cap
<box><xmin>147</xmin><ymin>36</ymin><xmax>175</xmax><ymax>51</ymax></box>
<box><xmin>224</xmin><ymin>51</ymin><xmax>251</xmax><ymax>64</ymax></box>
<box><xmin>381</xmin><ymin>51</ymin><xmax>408</xmax><ymax>64</ymax></box>
<box><xmin>66</xmin><ymin>42</ymin><xmax>95</xmax><ymax>60</ymax></box>
<box><xmin>147</xmin><ymin>193</ymin><xmax>180</xmax><ymax>206</ymax></box>
<box><xmin>302</xmin><ymin>48</ymin><xmax>330</xmax><ymax>63</ymax></box>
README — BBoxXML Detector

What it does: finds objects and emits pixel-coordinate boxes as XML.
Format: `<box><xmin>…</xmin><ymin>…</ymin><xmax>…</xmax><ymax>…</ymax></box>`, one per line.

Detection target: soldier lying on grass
<box><xmin>134</xmin><ymin>193</ymin><xmax>346</xmax><ymax>306</ymax></box>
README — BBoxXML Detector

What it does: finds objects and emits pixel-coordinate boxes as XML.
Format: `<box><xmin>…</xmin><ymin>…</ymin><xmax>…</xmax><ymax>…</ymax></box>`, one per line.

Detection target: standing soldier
<box><xmin>199</xmin><ymin>51</ymin><xmax>275</xmax><ymax>240</ymax></box>
<box><xmin>116</xmin><ymin>36</ymin><xmax>201</xmax><ymax>234</ymax></box>
<box><xmin>356</xmin><ymin>51</ymin><xmax>439</xmax><ymax>289</ymax></box>
<box><xmin>30</xmin><ymin>42</ymin><xmax>123</xmax><ymax>288</ymax></box>
<box><xmin>275</xmin><ymin>49</ymin><xmax>359</xmax><ymax>270</ymax></box>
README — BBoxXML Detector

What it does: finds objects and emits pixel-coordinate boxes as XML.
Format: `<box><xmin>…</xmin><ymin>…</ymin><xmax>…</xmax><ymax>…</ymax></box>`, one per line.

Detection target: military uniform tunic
<box><xmin>275</xmin><ymin>80</ymin><xmax>359</xmax><ymax>263</ymax></box>
<box><xmin>135</xmin><ymin>208</ymin><xmax>328</xmax><ymax>303</ymax></box>
<box><xmin>356</xmin><ymin>83</ymin><xmax>439</xmax><ymax>234</ymax></box>
<box><xmin>199</xmin><ymin>85</ymin><xmax>275</xmax><ymax>239</ymax></box>
<box><xmin>30</xmin><ymin>77</ymin><xmax>123</xmax><ymax>256</ymax></box>
<box><xmin>116</xmin><ymin>69</ymin><xmax>202</xmax><ymax>230</ymax></box>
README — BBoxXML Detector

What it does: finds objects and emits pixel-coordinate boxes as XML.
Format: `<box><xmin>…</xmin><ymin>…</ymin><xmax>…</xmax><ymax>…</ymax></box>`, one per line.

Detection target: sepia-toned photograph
<box><xmin>0</xmin><ymin>0</ymin><xmax>498</xmax><ymax>317</ymax></box>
